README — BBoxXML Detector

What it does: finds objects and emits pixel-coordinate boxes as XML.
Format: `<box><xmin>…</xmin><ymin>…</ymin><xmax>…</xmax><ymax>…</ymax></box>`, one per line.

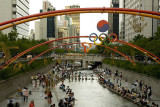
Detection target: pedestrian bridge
<box><xmin>54</xmin><ymin>54</ymin><xmax>103</xmax><ymax>68</ymax></box>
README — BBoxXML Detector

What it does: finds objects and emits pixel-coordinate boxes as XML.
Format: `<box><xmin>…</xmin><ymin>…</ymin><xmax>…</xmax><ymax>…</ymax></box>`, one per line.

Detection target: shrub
<box><xmin>102</xmin><ymin>58</ymin><xmax>160</xmax><ymax>78</ymax></box>
<box><xmin>0</xmin><ymin>58</ymin><xmax>53</xmax><ymax>81</ymax></box>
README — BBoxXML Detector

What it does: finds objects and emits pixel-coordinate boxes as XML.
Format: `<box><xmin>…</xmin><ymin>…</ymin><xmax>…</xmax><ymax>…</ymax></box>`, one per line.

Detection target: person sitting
<box><xmin>50</xmin><ymin>104</ymin><xmax>55</xmax><ymax>107</ymax></box>
<box><xmin>60</xmin><ymin>82</ymin><xmax>65</xmax><ymax>91</ymax></box>
<box><xmin>58</xmin><ymin>99</ymin><xmax>64</xmax><ymax>107</ymax></box>
<box><xmin>66</xmin><ymin>86</ymin><xmax>72</xmax><ymax>94</ymax></box>
<box><xmin>15</xmin><ymin>102</ymin><xmax>20</xmax><ymax>107</ymax></box>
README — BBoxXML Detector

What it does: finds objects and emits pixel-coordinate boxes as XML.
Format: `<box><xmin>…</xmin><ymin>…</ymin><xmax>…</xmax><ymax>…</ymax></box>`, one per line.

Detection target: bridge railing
<box><xmin>54</xmin><ymin>54</ymin><xmax>103</xmax><ymax>62</ymax></box>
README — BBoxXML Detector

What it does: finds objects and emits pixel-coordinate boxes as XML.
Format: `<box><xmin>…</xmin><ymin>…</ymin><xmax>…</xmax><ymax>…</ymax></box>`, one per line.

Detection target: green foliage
<box><xmin>0</xmin><ymin>30</ymin><xmax>52</xmax><ymax>57</ymax></box>
<box><xmin>102</xmin><ymin>58</ymin><xmax>160</xmax><ymax>78</ymax></box>
<box><xmin>55</xmin><ymin>48</ymin><xmax>65</xmax><ymax>53</ymax></box>
<box><xmin>0</xmin><ymin>58</ymin><xmax>53</xmax><ymax>81</ymax></box>
<box><xmin>88</xmin><ymin>48</ymin><xmax>101</xmax><ymax>54</ymax></box>
<box><xmin>0</xmin><ymin>31</ymin><xmax>9</xmax><ymax>42</ymax></box>
<box><xmin>8</xmin><ymin>28</ymin><xmax>18</xmax><ymax>41</ymax></box>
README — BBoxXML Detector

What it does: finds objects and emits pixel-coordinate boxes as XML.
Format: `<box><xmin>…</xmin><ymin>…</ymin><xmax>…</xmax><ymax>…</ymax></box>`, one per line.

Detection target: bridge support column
<box><xmin>82</xmin><ymin>60</ymin><xmax>88</xmax><ymax>69</ymax></box>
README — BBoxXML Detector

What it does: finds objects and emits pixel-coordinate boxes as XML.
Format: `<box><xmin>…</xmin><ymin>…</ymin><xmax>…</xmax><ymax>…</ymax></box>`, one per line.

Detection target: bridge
<box><xmin>54</xmin><ymin>54</ymin><xmax>103</xmax><ymax>68</ymax></box>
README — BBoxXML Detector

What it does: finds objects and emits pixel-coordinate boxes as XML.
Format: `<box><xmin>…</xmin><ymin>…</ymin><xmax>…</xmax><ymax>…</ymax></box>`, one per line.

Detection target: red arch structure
<box><xmin>0</xmin><ymin>8</ymin><xmax>160</xmax><ymax>69</ymax></box>
<box><xmin>1</xmin><ymin>35</ymin><xmax>160</xmax><ymax>70</ymax></box>
<box><xmin>1</xmin><ymin>8</ymin><xmax>160</xmax><ymax>30</ymax></box>
<box><xmin>28</xmin><ymin>42</ymin><xmax>136</xmax><ymax>65</ymax></box>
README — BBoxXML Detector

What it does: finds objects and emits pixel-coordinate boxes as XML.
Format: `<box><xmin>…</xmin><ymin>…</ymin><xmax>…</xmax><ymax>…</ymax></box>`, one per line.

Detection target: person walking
<box><xmin>37</xmin><ymin>80</ymin><xmax>40</xmax><ymax>89</ymax></box>
<box><xmin>24</xmin><ymin>88</ymin><xmax>29</xmax><ymax>102</ymax></box>
<box><xmin>119</xmin><ymin>72</ymin><xmax>122</xmax><ymax>78</ymax></box>
<box><xmin>29</xmin><ymin>100</ymin><xmax>35</xmax><ymax>107</ymax></box>
<box><xmin>147</xmin><ymin>87</ymin><xmax>152</xmax><ymax>100</ymax></box>
<box><xmin>139</xmin><ymin>80</ymin><xmax>143</xmax><ymax>91</ymax></box>
<box><xmin>22</xmin><ymin>87</ymin><xmax>26</xmax><ymax>102</ymax></box>
<box><xmin>48</xmin><ymin>90</ymin><xmax>53</xmax><ymax>104</ymax></box>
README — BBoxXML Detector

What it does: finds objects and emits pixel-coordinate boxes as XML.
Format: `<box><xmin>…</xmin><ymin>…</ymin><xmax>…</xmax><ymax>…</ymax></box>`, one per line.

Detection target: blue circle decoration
<box><xmin>89</xmin><ymin>33</ymin><xmax>98</xmax><ymax>42</ymax></box>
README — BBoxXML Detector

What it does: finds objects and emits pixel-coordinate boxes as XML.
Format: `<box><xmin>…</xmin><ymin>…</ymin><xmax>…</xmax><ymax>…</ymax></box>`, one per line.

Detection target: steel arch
<box><xmin>1</xmin><ymin>36</ymin><xmax>160</xmax><ymax>70</ymax></box>
<box><xmin>1</xmin><ymin>8</ymin><xmax>160</xmax><ymax>30</ymax></box>
<box><xmin>28</xmin><ymin>42</ymin><xmax>136</xmax><ymax>65</ymax></box>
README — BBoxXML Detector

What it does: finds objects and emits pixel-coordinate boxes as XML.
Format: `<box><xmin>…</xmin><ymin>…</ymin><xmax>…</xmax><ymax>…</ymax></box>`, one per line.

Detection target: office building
<box><xmin>108</xmin><ymin>0</ymin><xmax>119</xmax><ymax>39</ymax></box>
<box><xmin>35</xmin><ymin>21</ymin><xmax>40</xmax><ymax>40</ymax></box>
<box><xmin>119</xmin><ymin>0</ymin><xmax>125</xmax><ymax>41</ymax></box>
<box><xmin>39</xmin><ymin>0</ymin><xmax>57</xmax><ymax>40</ymax></box>
<box><xmin>120</xmin><ymin>0</ymin><xmax>159</xmax><ymax>42</ymax></box>
<box><xmin>29</xmin><ymin>29</ymin><xmax>35</xmax><ymax>40</ymax></box>
<box><xmin>0</xmin><ymin>0</ymin><xmax>30</xmax><ymax>38</ymax></box>
<box><xmin>65</xmin><ymin>5</ymin><xmax>80</xmax><ymax>43</ymax></box>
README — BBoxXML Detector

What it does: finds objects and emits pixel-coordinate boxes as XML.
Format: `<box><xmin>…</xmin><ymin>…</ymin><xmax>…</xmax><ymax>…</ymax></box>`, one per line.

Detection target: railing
<box><xmin>54</xmin><ymin>54</ymin><xmax>103</xmax><ymax>61</ymax></box>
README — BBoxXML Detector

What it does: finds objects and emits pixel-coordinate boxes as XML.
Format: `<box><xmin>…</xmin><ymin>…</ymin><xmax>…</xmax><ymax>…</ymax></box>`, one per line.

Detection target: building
<box><xmin>120</xmin><ymin>0</ymin><xmax>159</xmax><ymax>42</ymax></box>
<box><xmin>35</xmin><ymin>21</ymin><xmax>40</xmax><ymax>40</ymax></box>
<box><xmin>29</xmin><ymin>29</ymin><xmax>35</xmax><ymax>40</ymax></box>
<box><xmin>65</xmin><ymin>5</ymin><xmax>80</xmax><ymax>43</ymax></box>
<box><xmin>57</xmin><ymin>15</ymin><xmax>78</xmax><ymax>48</ymax></box>
<box><xmin>39</xmin><ymin>0</ymin><xmax>57</xmax><ymax>41</ymax></box>
<box><xmin>57</xmin><ymin>15</ymin><xmax>70</xmax><ymax>45</ymax></box>
<box><xmin>108</xmin><ymin>0</ymin><xmax>119</xmax><ymax>39</ymax></box>
<box><xmin>0</xmin><ymin>0</ymin><xmax>30</xmax><ymax>38</ymax></box>
<box><xmin>119</xmin><ymin>0</ymin><xmax>125</xmax><ymax>41</ymax></box>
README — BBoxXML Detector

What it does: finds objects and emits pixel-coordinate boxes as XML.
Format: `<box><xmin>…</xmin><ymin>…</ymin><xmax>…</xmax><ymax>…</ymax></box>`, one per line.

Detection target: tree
<box><xmin>133</xmin><ymin>34</ymin><xmax>144</xmax><ymax>42</ymax></box>
<box><xmin>8</xmin><ymin>28</ymin><xmax>18</xmax><ymax>41</ymax></box>
<box><xmin>0</xmin><ymin>31</ymin><xmax>9</xmax><ymax>42</ymax></box>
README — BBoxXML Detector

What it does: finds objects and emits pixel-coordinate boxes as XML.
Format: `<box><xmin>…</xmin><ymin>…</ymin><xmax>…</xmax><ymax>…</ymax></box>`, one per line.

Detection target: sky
<box><xmin>29</xmin><ymin>0</ymin><xmax>111</xmax><ymax>42</ymax></box>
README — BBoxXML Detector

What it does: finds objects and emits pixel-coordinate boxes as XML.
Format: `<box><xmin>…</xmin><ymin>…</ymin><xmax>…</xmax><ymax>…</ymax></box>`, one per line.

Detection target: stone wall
<box><xmin>0</xmin><ymin>63</ymin><xmax>54</xmax><ymax>102</ymax></box>
<box><xmin>102</xmin><ymin>63</ymin><xmax>160</xmax><ymax>97</ymax></box>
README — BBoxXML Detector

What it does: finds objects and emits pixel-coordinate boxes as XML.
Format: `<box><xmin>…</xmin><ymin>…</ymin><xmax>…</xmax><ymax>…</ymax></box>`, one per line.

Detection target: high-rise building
<box><xmin>121</xmin><ymin>0</ymin><xmax>159</xmax><ymax>42</ymax></box>
<box><xmin>65</xmin><ymin>5</ymin><xmax>80</xmax><ymax>43</ymax></box>
<box><xmin>119</xmin><ymin>0</ymin><xmax>125</xmax><ymax>41</ymax></box>
<box><xmin>35</xmin><ymin>21</ymin><xmax>40</xmax><ymax>40</ymax></box>
<box><xmin>57</xmin><ymin>15</ymin><xmax>70</xmax><ymax>45</ymax></box>
<box><xmin>39</xmin><ymin>0</ymin><xmax>57</xmax><ymax>40</ymax></box>
<box><xmin>29</xmin><ymin>29</ymin><xmax>35</xmax><ymax>40</ymax></box>
<box><xmin>108</xmin><ymin>0</ymin><xmax>119</xmax><ymax>39</ymax></box>
<box><xmin>0</xmin><ymin>0</ymin><xmax>30</xmax><ymax>38</ymax></box>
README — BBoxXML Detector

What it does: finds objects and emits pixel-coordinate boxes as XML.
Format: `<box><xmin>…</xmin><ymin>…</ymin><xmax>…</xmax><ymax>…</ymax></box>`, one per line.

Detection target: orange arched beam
<box><xmin>1</xmin><ymin>7</ymin><xmax>160</xmax><ymax>26</ymax></box>
<box><xmin>117</xmin><ymin>40</ymin><xmax>160</xmax><ymax>64</ymax></box>
<box><xmin>1</xmin><ymin>8</ymin><xmax>160</xmax><ymax>30</ymax></box>
<box><xmin>28</xmin><ymin>42</ymin><xmax>136</xmax><ymax>65</ymax></box>
<box><xmin>0</xmin><ymin>36</ymin><xmax>93</xmax><ymax>69</ymax></box>
<box><xmin>1</xmin><ymin>36</ymin><xmax>160</xmax><ymax>70</ymax></box>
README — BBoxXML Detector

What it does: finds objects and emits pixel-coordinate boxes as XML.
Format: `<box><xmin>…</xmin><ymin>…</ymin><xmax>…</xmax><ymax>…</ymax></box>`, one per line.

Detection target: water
<box><xmin>59</xmin><ymin>70</ymin><xmax>139</xmax><ymax>107</ymax></box>
<box><xmin>0</xmin><ymin>70</ymin><xmax>139</xmax><ymax>107</ymax></box>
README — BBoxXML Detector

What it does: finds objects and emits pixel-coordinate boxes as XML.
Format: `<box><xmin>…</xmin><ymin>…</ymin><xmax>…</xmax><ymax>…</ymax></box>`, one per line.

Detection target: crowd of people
<box><xmin>6</xmin><ymin>63</ymin><xmax>159</xmax><ymax>107</ymax></box>
<box><xmin>58</xmin><ymin>84</ymin><xmax>76</xmax><ymax>107</ymax></box>
<box><xmin>95</xmin><ymin>68</ymin><xmax>159</xmax><ymax>107</ymax></box>
<box><xmin>7</xmin><ymin>63</ymin><xmax>76</xmax><ymax>107</ymax></box>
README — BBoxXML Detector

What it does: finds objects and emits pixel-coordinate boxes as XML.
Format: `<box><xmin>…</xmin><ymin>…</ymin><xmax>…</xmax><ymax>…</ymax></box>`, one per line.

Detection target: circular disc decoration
<box><xmin>97</xmin><ymin>20</ymin><xmax>109</xmax><ymax>32</ymax></box>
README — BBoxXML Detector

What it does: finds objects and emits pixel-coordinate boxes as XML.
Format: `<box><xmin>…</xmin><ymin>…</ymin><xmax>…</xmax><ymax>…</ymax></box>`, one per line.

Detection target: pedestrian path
<box><xmin>0</xmin><ymin>70</ymin><xmax>96</xmax><ymax>107</ymax></box>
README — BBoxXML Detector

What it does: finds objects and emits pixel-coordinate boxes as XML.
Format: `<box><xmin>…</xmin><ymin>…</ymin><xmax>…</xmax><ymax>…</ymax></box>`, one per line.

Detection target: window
<box><xmin>12</xmin><ymin>4</ymin><xmax>16</xmax><ymax>7</ymax></box>
<box><xmin>12</xmin><ymin>11</ymin><xmax>16</xmax><ymax>14</ymax></box>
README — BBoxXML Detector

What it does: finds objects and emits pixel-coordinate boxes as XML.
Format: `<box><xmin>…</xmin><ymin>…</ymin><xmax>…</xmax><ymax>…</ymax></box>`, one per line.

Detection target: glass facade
<box><xmin>47</xmin><ymin>17</ymin><xmax>55</xmax><ymax>38</ymax></box>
